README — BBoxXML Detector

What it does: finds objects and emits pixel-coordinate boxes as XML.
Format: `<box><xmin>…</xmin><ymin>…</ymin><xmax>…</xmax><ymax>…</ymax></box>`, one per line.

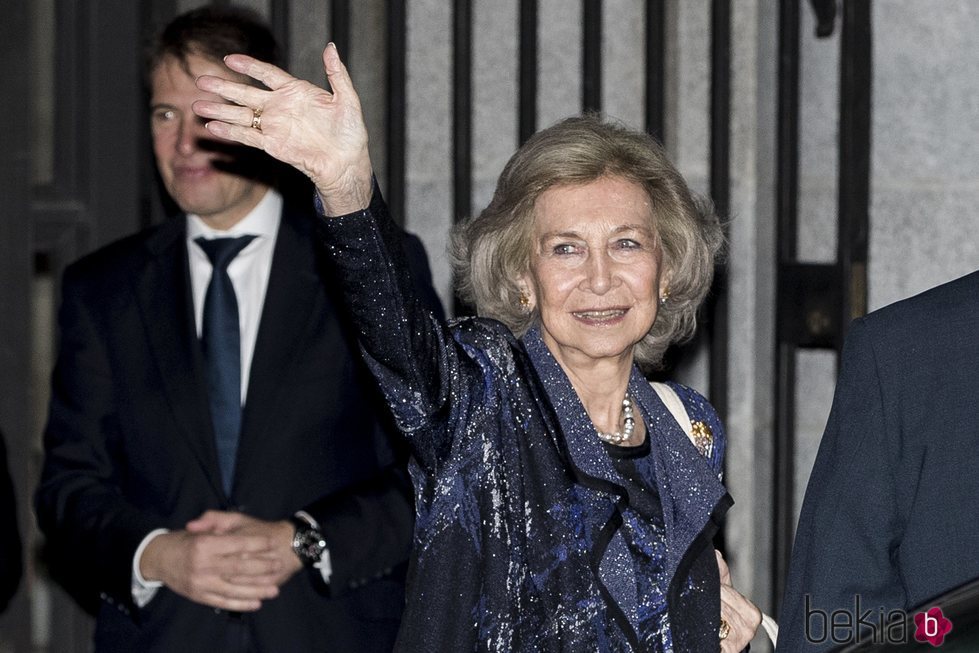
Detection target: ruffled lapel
<box><xmin>632</xmin><ymin>374</ymin><xmax>729</xmax><ymax>581</ymax></box>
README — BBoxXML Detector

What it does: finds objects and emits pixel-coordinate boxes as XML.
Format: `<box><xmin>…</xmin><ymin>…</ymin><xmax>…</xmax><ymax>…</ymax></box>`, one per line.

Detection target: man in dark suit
<box><xmin>777</xmin><ymin>269</ymin><xmax>979</xmax><ymax>651</ymax></box>
<box><xmin>35</xmin><ymin>7</ymin><xmax>440</xmax><ymax>652</ymax></box>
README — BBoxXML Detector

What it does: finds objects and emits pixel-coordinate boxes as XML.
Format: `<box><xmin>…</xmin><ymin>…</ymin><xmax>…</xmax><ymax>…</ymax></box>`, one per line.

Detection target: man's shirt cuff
<box><xmin>131</xmin><ymin>528</ymin><xmax>168</xmax><ymax>607</ymax></box>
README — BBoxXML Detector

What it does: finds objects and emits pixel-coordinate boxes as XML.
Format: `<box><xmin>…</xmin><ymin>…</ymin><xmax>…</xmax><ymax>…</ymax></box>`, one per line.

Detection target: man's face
<box><xmin>149</xmin><ymin>53</ymin><xmax>268</xmax><ymax>230</ymax></box>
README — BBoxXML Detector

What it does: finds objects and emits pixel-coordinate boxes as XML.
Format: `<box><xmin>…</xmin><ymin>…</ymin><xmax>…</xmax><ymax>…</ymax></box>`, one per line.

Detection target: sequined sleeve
<box><xmin>315</xmin><ymin>190</ymin><xmax>488</xmax><ymax>470</ymax></box>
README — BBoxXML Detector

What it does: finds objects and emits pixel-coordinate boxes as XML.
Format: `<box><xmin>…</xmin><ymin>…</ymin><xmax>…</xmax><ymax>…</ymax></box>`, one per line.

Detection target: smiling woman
<box><xmin>193</xmin><ymin>45</ymin><xmax>761</xmax><ymax>651</ymax></box>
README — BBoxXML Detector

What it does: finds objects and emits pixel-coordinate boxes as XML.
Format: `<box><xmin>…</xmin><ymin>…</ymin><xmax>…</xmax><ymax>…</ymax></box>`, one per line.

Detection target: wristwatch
<box><xmin>289</xmin><ymin>515</ymin><xmax>328</xmax><ymax>567</ymax></box>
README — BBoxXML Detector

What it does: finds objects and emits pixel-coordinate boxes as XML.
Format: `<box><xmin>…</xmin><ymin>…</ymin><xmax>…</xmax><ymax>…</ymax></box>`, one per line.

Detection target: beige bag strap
<box><xmin>650</xmin><ymin>381</ymin><xmax>693</xmax><ymax>440</ymax></box>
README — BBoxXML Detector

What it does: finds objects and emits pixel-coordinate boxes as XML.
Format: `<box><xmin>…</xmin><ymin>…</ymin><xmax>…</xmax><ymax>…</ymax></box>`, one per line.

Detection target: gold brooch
<box><xmin>690</xmin><ymin>420</ymin><xmax>713</xmax><ymax>457</ymax></box>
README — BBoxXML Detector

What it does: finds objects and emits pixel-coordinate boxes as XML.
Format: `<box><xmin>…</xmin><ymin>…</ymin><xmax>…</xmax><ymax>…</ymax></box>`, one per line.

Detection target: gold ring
<box><xmin>718</xmin><ymin>618</ymin><xmax>730</xmax><ymax>640</ymax></box>
<box><xmin>251</xmin><ymin>108</ymin><xmax>263</xmax><ymax>131</ymax></box>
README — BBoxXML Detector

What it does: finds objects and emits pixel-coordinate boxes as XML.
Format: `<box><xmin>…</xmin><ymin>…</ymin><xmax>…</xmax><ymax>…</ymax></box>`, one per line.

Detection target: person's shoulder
<box><xmin>656</xmin><ymin>381</ymin><xmax>726</xmax><ymax>469</ymax></box>
<box><xmin>661</xmin><ymin>381</ymin><xmax>725</xmax><ymax>441</ymax></box>
<box><xmin>450</xmin><ymin>316</ymin><xmax>519</xmax><ymax>349</ymax></box>
<box><xmin>449</xmin><ymin>317</ymin><xmax>526</xmax><ymax>373</ymax></box>
<box><xmin>662</xmin><ymin>381</ymin><xmax>713</xmax><ymax>413</ymax></box>
<box><xmin>857</xmin><ymin>269</ymin><xmax>979</xmax><ymax>341</ymax></box>
<box><xmin>63</xmin><ymin>219</ymin><xmax>183</xmax><ymax>289</ymax></box>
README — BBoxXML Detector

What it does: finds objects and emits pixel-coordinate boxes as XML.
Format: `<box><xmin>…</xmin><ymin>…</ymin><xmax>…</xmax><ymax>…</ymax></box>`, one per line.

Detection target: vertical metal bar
<box><xmin>772</xmin><ymin>0</ymin><xmax>801</xmax><ymax>615</ymax></box>
<box><xmin>518</xmin><ymin>0</ymin><xmax>538</xmax><ymax>144</ymax></box>
<box><xmin>386</xmin><ymin>0</ymin><xmax>407</xmax><ymax>225</ymax></box>
<box><xmin>582</xmin><ymin>0</ymin><xmax>602</xmax><ymax>112</ymax></box>
<box><xmin>329</xmin><ymin>0</ymin><xmax>351</xmax><ymax>72</ymax></box>
<box><xmin>644</xmin><ymin>0</ymin><xmax>666</xmax><ymax>142</ymax></box>
<box><xmin>707</xmin><ymin>0</ymin><xmax>731</xmax><ymax>421</ymax></box>
<box><xmin>452</xmin><ymin>0</ymin><xmax>473</xmax><ymax>225</ymax></box>
<box><xmin>268</xmin><ymin>0</ymin><xmax>290</xmax><ymax>68</ymax></box>
<box><xmin>0</xmin><ymin>0</ymin><xmax>33</xmax><ymax>649</ymax></box>
<box><xmin>452</xmin><ymin>0</ymin><xmax>473</xmax><ymax>315</ymax></box>
<box><xmin>838</xmin><ymin>0</ymin><xmax>871</xmax><ymax>326</ymax></box>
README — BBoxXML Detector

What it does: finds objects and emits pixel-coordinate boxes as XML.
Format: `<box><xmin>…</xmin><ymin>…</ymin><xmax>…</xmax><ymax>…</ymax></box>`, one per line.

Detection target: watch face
<box><xmin>293</xmin><ymin>523</ymin><xmax>327</xmax><ymax>564</ymax></box>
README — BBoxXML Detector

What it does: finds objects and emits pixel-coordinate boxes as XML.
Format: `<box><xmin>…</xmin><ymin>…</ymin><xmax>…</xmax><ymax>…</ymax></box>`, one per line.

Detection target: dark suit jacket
<box><xmin>35</xmin><ymin>198</ymin><xmax>440</xmax><ymax>652</ymax></box>
<box><xmin>778</xmin><ymin>270</ymin><xmax>979</xmax><ymax>651</ymax></box>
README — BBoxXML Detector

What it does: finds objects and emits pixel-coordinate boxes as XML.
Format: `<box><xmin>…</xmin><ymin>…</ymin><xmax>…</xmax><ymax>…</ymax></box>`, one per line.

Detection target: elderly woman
<box><xmin>194</xmin><ymin>45</ymin><xmax>762</xmax><ymax>651</ymax></box>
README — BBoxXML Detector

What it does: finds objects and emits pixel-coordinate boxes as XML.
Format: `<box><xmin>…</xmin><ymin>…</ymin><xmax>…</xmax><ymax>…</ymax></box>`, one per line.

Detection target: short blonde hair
<box><xmin>451</xmin><ymin>114</ymin><xmax>723</xmax><ymax>370</ymax></box>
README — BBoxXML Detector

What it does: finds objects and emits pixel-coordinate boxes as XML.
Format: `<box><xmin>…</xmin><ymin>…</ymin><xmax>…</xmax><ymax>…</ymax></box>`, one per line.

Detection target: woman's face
<box><xmin>522</xmin><ymin>176</ymin><xmax>668</xmax><ymax>371</ymax></box>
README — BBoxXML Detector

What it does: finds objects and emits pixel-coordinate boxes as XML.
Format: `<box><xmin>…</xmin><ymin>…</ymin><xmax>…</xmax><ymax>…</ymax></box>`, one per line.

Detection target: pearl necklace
<box><xmin>594</xmin><ymin>395</ymin><xmax>636</xmax><ymax>445</ymax></box>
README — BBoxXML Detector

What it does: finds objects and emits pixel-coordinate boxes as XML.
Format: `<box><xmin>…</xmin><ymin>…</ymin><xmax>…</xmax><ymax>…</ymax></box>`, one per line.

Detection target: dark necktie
<box><xmin>195</xmin><ymin>235</ymin><xmax>256</xmax><ymax>495</ymax></box>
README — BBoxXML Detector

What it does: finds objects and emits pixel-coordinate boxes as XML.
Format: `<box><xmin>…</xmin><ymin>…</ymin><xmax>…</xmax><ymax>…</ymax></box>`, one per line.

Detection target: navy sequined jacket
<box><xmin>318</xmin><ymin>193</ymin><xmax>733</xmax><ymax>652</ymax></box>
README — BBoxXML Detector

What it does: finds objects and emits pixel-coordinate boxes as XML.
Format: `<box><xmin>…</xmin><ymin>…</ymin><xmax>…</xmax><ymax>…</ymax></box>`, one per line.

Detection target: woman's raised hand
<box><xmin>193</xmin><ymin>43</ymin><xmax>373</xmax><ymax>215</ymax></box>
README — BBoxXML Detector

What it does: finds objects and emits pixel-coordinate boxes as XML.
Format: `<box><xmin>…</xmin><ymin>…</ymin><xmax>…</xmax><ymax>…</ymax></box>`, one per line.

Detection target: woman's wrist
<box><xmin>314</xmin><ymin>163</ymin><xmax>374</xmax><ymax>217</ymax></box>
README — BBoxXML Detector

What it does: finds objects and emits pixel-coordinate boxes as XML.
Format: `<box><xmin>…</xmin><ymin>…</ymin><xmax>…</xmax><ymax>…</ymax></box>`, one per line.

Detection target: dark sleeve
<box><xmin>776</xmin><ymin>318</ymin><xmax>906</xmax><ymax>651</ymax></box>
<box><xmin>34</xmin><ymin>267</ymin><xmax>164</xmax><ymax>612</ymax></box>
<box><xmin>316</xmin><ymin>191</ymin><xmax>482</xmax><ymax>473</ymax></box>
<box><xmin>0</xmin><ymin>431</ymin><xmax>22</xmax><ymax>614</ymax></box>
<box><xmin>402</xmin><ymin>232</ymin><xmax>446</xmax><ymax>322</ymax></box>
<box><xmin>301</xmin><ymin>464</ymin><xmax>414</xmax><ymax>596</ymax></box>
